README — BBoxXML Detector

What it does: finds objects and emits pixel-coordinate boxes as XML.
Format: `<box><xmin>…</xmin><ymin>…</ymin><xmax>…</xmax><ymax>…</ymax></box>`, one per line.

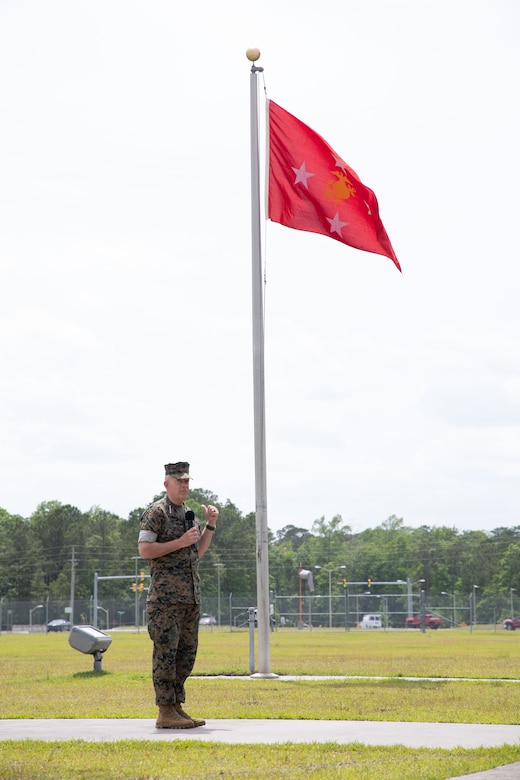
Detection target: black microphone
<box><xmin>185</xmin><ymin>510</ymin><xmax>196</xmax><ymax>548</ymax></box>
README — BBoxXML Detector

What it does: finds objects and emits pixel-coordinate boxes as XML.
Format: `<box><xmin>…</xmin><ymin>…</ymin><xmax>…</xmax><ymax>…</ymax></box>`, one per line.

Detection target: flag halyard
<box><xmin>268</xmin><ymin>100</ymin><xmax>401</xmax><ymax>271</ymax></box>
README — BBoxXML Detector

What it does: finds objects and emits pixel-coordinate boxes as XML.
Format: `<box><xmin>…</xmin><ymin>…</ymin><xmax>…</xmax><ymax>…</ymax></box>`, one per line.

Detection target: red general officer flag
<box><xmin>268</xmin><ymin>100</ymin><xmax>401</xmax><ymax>271</ymax></box>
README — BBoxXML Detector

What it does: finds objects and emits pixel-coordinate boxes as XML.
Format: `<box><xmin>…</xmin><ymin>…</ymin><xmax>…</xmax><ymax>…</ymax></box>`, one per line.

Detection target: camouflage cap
<box><xmin>164</xmin><ymin>462</ymin><xmax>191</xmax><ymax>479</ymax></box>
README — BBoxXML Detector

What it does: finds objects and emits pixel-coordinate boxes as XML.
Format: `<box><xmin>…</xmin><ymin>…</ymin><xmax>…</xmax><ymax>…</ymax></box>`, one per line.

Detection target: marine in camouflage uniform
<box><xmin>138</xmin><ymin>462</ymin><xmax>219</xmax><ymax>728</ymax></box>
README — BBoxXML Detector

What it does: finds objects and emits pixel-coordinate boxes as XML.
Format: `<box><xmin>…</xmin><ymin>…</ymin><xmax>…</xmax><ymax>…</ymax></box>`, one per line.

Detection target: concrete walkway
<box><xmin>2</xmin><ymin>676</ymin><xmax>520</xmax><ymax>778</ymax></box>
<box><xmin>1</xmin><ymin>717</ymin><xmax>520</xmax><ymax>749</ymax></box>
<box><xmin>1</xmin><ymin>718</ymin><xmax>520</xmax><ymax>778</ymax></box>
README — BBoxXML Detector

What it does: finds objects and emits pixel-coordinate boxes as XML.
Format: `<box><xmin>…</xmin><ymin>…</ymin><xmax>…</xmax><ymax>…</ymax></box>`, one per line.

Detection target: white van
<box><xmin>359</xmin><ymin>613</ymin><xmax>382</xmax><ymax>629</ymax></box>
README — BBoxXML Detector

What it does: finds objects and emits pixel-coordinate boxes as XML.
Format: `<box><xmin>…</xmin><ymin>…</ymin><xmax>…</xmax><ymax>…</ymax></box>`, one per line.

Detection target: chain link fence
<box><xmin>1</xmin><ymin>591</ymin><xmax>515</xmax><ymax>633</ymax></box>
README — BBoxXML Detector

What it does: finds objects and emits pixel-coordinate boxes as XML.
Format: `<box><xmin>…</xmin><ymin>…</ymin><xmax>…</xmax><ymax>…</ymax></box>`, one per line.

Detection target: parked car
<box><xmin>46</xmin><ymin>619</ymin><xmax>72</xmax><ymax>633</ymax></box>
<box><xmin>503</xmin><ymin>616</ymin><xmax>520</xmax><ymax>630</ymax></box>
<box><xmin>405</xmin><ymin>613</ymin><xmax>443</xmax><ymax>629</ymax></box>
<box><xmin>199</xmin><ymin>614</ymin><xmax>217</xmax><ymax>626</ymax></box>
<box><xmin>359</xmin><ymin>613</ymin><xmax>382</xmax><ymax>629</ymax></box>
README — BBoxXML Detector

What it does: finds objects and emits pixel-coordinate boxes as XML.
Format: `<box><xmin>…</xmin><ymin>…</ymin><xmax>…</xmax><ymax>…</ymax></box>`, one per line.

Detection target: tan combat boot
<box><xmin>174</xmin><ymin>703</ymin><xmax>206</xmax><ymax>727</ymax></box>
<box><xmin>156</xmin><ymin>704</ymin><xmax>195</xmax><ymax>729</ymax></box>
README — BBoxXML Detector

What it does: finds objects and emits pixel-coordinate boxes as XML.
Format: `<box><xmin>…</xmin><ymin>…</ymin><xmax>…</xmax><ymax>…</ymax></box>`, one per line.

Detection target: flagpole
<box><xmin>247</xmin><ymin>48</ymin><xmax>276</xmax><ymax>678</ymax></box>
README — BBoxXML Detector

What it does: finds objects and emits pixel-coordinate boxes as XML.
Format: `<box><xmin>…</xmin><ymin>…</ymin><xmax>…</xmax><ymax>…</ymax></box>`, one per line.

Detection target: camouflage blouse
<box><xmin>139</xmin><ymin>497</ymin><xmax>200</xmax><ymax>606</ymax></box>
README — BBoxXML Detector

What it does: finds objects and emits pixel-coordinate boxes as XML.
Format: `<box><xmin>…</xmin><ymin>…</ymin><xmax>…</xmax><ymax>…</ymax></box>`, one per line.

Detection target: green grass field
<box><xmin>1</xmin><ymin>627</ymin><xmax>520</xmax><ymax>778</ymax></box>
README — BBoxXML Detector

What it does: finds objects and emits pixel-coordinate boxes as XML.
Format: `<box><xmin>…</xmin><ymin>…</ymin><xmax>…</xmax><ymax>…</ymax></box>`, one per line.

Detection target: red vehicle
<box><xmin>405</xmin><ymin>613</ymin><xmax>443</xmax><ymax>629</ymax></box>
<box><xmin>503</xmin><ymin>616</ymin><xmax>520</xmax><ymax>631</ymax></box>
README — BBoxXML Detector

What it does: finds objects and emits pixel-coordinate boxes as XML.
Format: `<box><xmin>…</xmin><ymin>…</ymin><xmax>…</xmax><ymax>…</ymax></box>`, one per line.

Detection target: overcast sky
<box><xmin>1</xmin><ymin>0</ymin><xmax>519</xmax><ymax>535</ymax></box>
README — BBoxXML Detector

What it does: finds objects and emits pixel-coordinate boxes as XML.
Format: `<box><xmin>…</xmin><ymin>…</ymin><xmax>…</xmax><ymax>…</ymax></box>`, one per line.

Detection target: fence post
<box><xmin>248</xmin><ymin>606</ymin><xmax>256</xmax><ymax>674</ymax></box>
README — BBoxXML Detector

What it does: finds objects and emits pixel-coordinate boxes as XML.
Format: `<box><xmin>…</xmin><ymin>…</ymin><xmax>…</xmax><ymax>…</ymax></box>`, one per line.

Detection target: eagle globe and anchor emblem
<box><xmin>324</xmin><ymin>170</ymin><xmax>356</xmax><ymax>204</ymax></box>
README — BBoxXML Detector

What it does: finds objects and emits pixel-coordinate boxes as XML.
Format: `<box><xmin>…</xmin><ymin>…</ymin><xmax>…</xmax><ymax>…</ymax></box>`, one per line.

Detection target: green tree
<box><xmin>28</xmin><ymin>501</ymin><xmax>87</xmax><ymax>597</ymax></box>
<box><xmin>0</xmin><ymin>509</ymin><xmax>43</xmax><ymax>598</ymax></box>
<box><xmin>497</xmin><ymin>540</ymin><xmax>520</xmax><ymax>600</ymax></box>
<box><xmin>275</xmin><ymin>525</ymin><xmax>312</xmax><ymax>551</ymax></box>
<box><xmin>290</xmin><ymin>514</ymin><xmax>351</xmax><ymax>577</ymax></box>
<box><xmin>268</xmin><ymin>542</ymin><xmax>299</xmax><ymax>596</ymax></box>
<box><xmin>82</xmin><ymin>506</ymin><xmax>126</xmax><ymax>597</ymax></box>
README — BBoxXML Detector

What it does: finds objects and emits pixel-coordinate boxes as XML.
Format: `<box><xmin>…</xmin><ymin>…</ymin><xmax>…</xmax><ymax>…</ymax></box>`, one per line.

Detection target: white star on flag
<box><xmin>291</xmin><ymin>162</ymin><xmax>315</xmax><ymax>189</ymax></box>
<box><xmin>326</xmin><ymin>212</ymin><xmax>348</xmax><ymax>236</ymax></box>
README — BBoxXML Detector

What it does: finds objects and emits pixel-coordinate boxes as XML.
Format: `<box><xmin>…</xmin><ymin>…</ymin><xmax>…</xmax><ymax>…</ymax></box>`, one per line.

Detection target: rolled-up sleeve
<box><xmin>138</xmin><ymin>529</ymin><xmax>158</xmax><ymax>543</ymax></box>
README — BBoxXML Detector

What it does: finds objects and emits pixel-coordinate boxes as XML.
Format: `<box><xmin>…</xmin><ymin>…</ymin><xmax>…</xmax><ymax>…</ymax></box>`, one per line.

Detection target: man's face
<box><xmin>165</xmin><ymin>476</ymin><xmax>190</xmax><ymax>505</ymax></box>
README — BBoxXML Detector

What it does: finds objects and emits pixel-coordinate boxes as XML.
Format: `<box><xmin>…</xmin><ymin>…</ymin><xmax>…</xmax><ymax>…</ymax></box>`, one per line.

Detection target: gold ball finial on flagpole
<box><xmin>246</xmin><ymin>48</ymin><xmax>261</xmax><ymax>62</ymax></box>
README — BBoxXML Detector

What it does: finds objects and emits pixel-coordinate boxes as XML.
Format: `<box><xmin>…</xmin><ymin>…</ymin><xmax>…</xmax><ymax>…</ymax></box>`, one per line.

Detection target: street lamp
<box><xmin>510</xmin><ymin>588</ymin><xmax>516</xmax><ymax>619</ymax></box>
<box><xmin>298</xmin><ymin>568</ymin><xmax>315</xmax><ymax>629</ymax></box>
<box><xmin>97</xmin><ymin>605</ymin><xmax>109</xmax><ymax>630</ymax></box>
<box><xmin>29</xmin><ymin>604</ymin><xmax>43</xmax><ymax>631</ymax></box>
<box><xmin>315</xmin><ymin>565</ymin><xmax>346</xmax><ymax>629</ymax></box>
<box><xmin>472</xmin><ymin>585</ymin><xmax>480</xmax><ymax>630</ymax></box>
<box><xmin>441</xmin><ymin>591</ymin><xmax>456</xmax><ymax>626</ymax></box>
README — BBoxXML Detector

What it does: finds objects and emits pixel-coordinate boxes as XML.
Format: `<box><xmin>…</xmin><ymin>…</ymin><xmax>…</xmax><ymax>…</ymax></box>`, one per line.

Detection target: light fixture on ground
<box><xmin>69</xmin><ymin>625</ymin><xmax>112</xmax><ymax>671</ymax></box>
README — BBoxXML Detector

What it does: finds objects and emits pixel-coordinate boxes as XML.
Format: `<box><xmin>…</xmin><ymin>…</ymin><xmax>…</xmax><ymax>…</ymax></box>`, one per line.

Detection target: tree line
<box><xmin>1</xmin><ymin>488</ymin><xmax>520</xmax><ymax>623</ymax></box>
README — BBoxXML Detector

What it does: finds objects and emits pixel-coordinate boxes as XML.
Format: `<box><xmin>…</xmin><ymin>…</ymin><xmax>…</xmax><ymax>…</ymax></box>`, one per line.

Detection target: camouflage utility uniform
<box><xmin>139</xmin><ymin>496</ymin><xmax>201</xmax><ymax>706</ymax></box>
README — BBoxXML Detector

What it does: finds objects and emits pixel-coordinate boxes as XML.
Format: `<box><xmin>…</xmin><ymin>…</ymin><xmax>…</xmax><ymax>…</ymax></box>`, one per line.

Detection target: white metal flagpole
<box><xmin>247</xmin><ymin>48</ymin><xmax>276</xmax><ymax>678</ymax></box>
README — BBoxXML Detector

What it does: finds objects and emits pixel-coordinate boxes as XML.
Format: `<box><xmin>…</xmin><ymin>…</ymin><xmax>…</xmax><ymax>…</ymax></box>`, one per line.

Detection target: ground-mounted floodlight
<box><xmin>68</xmin><ymin>624</ymin><xmax>112</xmax><ymax>671</ymax></box>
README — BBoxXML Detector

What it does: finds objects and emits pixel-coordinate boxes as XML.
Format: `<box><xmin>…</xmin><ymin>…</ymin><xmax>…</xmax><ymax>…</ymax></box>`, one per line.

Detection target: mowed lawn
<box><xmin>1</xmin><ymin>627</ymin><xmax>520</xmax><ymax>779</ymax></box>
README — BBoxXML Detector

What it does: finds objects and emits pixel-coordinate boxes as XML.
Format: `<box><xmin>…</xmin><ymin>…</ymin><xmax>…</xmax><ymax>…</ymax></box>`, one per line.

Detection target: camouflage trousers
<box><xmin>147</xmin><ymin>603</ymin><xmax>200</xmax><ymax>706</ymax></box>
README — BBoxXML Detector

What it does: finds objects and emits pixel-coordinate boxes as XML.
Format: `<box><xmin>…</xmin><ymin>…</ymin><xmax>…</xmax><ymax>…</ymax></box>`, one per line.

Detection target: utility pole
<box><xmin>69</xmin><ymin>545</ymin><xmax>76</xmax><ymax>625</ymax></box>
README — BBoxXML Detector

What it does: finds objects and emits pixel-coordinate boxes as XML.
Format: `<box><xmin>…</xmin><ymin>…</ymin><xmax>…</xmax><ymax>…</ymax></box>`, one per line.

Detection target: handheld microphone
<box><xmin>185</xmin><ymin>510</ymin><xmax>196</xmax><ymax>549</ymax></box>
